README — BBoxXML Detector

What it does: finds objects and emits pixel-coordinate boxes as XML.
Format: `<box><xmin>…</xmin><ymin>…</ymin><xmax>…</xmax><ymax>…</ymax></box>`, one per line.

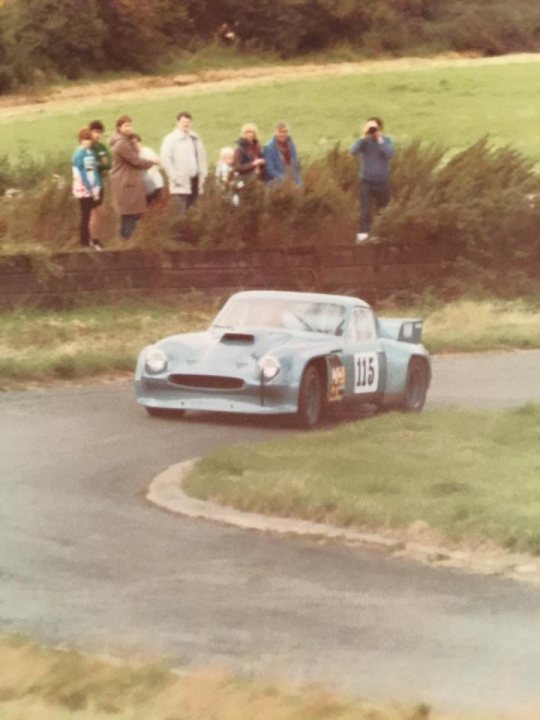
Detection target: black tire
<box><xmin>297</xmin><ymin>365</ymin><xmax>323</xmax><ymax>429</ymax></box>
<box><xmin>145</xmin><ymin>407</ymin><xmax>186</xmax><ymax>418</ymax></box>
<box><xmin>400</xmin><ymin>359</ymin><xmax>428</xmax><ymax>412</ymax></box>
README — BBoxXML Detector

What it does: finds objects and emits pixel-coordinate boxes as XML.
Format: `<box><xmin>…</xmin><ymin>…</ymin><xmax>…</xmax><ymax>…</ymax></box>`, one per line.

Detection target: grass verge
<box><xmin>0</xmin><ymin>635</ymin><xmax>512</xmax><ymax>719</ymax></box>
<box><xmin>184</xmin><ymin>405</ymin><xmax>540</xmax><ymax>555</ymax></box>
<box><xmin>1</xmin><ymin>297</ymin><xmax>539</xmax><ymax>388</ymax></box>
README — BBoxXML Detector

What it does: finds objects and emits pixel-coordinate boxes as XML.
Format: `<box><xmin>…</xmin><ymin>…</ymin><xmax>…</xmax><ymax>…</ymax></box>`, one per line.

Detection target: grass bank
<box><xmin>0</xmin><ymin>636</ymin><xmax>513</xmax><ymax>720</ymax></box>
<box><xmin>2</xmin><ymin>56</ymin><xmax>540</xmax><ymax>164</ymax></box>
<box><xmin>1</xmin><ymin>297</ymin><xmax>539</xmax><ymax>388</ymax></box>
<box><xmin>185</xmin><ymin>405</ymin><xmax>540</xmax><ymax>555</ymax></box>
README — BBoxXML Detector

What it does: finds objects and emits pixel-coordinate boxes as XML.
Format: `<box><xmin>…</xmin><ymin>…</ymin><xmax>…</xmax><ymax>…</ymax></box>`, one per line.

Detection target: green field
<box><xmin>185</xmin><ymin>404</ymin><xmax>540</xmax><ymax>555</ymax></box>
<box><xmin>2</xmin><ymin>57</ymin><xmax>540</xmax><ymax>165</ymax></box>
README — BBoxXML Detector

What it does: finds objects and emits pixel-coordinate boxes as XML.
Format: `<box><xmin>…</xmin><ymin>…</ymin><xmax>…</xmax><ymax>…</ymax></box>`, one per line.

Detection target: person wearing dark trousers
<box><xmin>160</xmin><ymin>112</ymin><xmax>208</xmax><ymax>214</ymax></box>
<box><xmin>109</xmin><ymin>115</ymin><xmax>156</xmax><ymax>240</ymax></box>
<box><xmin>350</xmin><ymin>116</ymin><xmax>394</xmax><ymax>243</ymax></box>
<box><xmin>72</xmin><ymin>128</ymin><xmax>103</xmax><ymax>250</ymax></box>
<box><xmin>89</xmin><ymin>119</ymin><xmax>111</xmax><ymax>249</ymax></box>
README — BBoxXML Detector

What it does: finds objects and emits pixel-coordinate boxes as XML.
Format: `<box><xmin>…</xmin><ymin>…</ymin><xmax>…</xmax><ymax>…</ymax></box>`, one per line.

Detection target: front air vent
<box><xmin>169</xmin><ymin>374</ymin><xmax>244</xmax><ymax>390</ymax></box>
<box><xmin>220</xmin><ymin>333</ymin><xmax>255</xmax><ymax>344</ymax></box>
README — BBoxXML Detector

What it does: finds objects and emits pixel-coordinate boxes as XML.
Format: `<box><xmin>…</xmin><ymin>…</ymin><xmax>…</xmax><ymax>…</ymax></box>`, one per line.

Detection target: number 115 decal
<box><xmin>354</xmin><ymin>352</ymin><xmax>379</xmax><ymax>393</ymax></box>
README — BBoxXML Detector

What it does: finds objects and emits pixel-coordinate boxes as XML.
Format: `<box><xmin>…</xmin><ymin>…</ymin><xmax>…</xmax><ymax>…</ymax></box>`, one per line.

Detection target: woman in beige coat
<box><xmin>109</xmin><ymin>115</ymin><xmax>156</xmax><ymax>239</ymax></box>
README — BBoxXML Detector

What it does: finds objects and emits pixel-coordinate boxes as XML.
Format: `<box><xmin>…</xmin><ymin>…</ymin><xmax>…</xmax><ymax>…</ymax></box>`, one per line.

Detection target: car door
<box><xmin>342</xmin><ymin>306</ymin><xmax>387</xmax><ymax>402</ymax></box>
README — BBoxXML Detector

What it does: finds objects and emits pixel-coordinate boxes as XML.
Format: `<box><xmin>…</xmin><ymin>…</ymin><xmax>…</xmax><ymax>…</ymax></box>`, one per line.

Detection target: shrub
<box><xmin>375</xmin><ymin>139</ymin><xmax>540</xmax><ymax>268</ymax></box>
<box><xmin>2</xmin><ymin>142</ymin><xmax>539</xmax><ymax>296</ymax></box>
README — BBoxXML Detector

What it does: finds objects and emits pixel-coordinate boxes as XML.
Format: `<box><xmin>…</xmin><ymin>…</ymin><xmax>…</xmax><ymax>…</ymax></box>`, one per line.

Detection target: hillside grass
<box><xmin>0</xmin><ymin>636</ymin><xmax>488</xmax><ymax>720</ymax></box>
<box><xmin>2</xmin><ymin>57</ymin><xmax>540</xmax><ymax>166</ymax></box>
<box><xmin>0</xmin><ymin>297</ymin><xmax>538</xmax><ymax>388</ymax></box>
<box><xmin>184</xmin><ymin>404</ymin><xmax>540</xmax><ymax>555</ymax></box>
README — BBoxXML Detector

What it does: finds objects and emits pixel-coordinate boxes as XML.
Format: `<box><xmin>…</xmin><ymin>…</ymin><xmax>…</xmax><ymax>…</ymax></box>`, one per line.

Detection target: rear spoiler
<box><xmin>378</xmin><ymin>318</ymin><xmax>424</xmax><ymax>344</ymax></box>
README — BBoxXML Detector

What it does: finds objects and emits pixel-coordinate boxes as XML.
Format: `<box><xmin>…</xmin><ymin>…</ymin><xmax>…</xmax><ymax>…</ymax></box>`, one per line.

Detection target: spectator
<box><xmin>350</xmin><ymin>116</ymin><xmax>394</xmax><ymax>243</ymax></box>
<box><xmin>89</xmin><ymin>119</ymin><xmax>111</xmax><ymax>249</ymax></box>
<box><xmin>109</xmin><ymin>115</ymin><xmax>156</xmax><ymax>240</ymax></box>
<box><xmin>71</xmin><ymin>127</ymin><xmax>103</xmax><ymax>250</ymax></box>
<box><xmin>215</xmin><ymin>146</ymin><xmax>235</xmax><ymax>184</ymax></box>
<box><xmin>160</xmin><ymin>111</ymin><xmax>208</xmax><ymax>214</ymax></box>
<box><xmin>131</xmin><ymin>133</ymin><xmax>164</xmax><ymax>206</ymax></box>
<box><xmin>263</xmin><ymin>121</ymin><xmax>302</xmax><ymax>185</ymax></box>
<box><xmin>89</xmin><ymin>119</ymin><xmax>112</xmax><ymax>174</ymax></box>
<box><xmin>215</xmin><ymin>146</ymin><xmax>240</xmax><ymax>206</ymax></box>
<box><xmin>233</xmin><ymin>123</ymin><xmax>265</xmax><ymax>182</ymax></box>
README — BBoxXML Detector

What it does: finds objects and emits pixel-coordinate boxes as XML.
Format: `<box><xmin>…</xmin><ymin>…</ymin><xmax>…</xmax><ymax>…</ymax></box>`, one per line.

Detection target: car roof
<box><xmin>229</xmin><ymin>290</ymin><xmax>370</xmax><ymax>309</ymax></box>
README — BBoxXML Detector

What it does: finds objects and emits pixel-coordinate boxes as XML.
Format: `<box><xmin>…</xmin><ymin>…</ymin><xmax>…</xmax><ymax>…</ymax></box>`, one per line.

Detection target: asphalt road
<box><xmin>1</xmin><ymin>350</ymin><xmax>540</xmax><ymax>714</ymax></box>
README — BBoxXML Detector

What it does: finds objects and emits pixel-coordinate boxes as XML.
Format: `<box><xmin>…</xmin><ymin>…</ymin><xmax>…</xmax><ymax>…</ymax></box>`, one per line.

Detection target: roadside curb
<box><xmin>147</xmin><ymin>460</ymin><xmax>540</xmax><ymax>586</ymax></box>
<box><xmin>147</xmin><ymin>460</ymin><xmax>402</xmax><ymax>551</ymax></box>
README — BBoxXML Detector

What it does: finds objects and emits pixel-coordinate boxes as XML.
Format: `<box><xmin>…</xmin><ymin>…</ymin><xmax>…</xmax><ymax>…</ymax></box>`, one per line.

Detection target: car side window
<box><xmin>347</xmin><ymin>307</ymin><xmax>377</xmax><ymax>342</ymax></box>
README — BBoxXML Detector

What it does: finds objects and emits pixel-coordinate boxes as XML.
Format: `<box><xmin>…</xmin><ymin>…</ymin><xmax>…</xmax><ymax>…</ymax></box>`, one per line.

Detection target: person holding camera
<box><xmin>350</xmin><ymin>116</ymin><xmax>394</xmax><ymax>243</ymax></box>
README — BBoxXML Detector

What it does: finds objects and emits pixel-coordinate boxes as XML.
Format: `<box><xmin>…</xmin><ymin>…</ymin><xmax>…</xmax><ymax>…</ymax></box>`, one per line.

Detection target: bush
<box><xmin>3</xmin><ymin>0</ymin><xmax>540</xmax><ymax>88</ymax></box>
<box><xmin>375</xmin><ymin>138</ymin><xmax>540</xmax><ymax>267</ymax></box>
<box><xmin>2</xmin><ymin>142</ymin><xmax>539</xmax><ymax>295</ymax></box>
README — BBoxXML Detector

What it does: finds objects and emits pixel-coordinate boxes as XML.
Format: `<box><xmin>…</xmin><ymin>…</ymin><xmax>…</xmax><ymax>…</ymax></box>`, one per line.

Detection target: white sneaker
<box><xmin>90</xmin><ymin>240</ymin><xmax>103</xmax><ymax>252</ymax></box>
<box><xmin>355</xmin><ymin>233</ymin><xmax>369</xmax><ymax>244</ymax></box>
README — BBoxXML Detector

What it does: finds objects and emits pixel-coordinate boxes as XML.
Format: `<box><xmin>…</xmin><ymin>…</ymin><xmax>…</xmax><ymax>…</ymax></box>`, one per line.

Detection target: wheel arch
<box><xmin>408</xmin><ymin>353</ymin><xmax>431</xmax><ymax>387</ymax></box>
<box><xmin>298</xmin><ymin>355</ymin><xmax>329</xmax><ymax>405</ymax></box>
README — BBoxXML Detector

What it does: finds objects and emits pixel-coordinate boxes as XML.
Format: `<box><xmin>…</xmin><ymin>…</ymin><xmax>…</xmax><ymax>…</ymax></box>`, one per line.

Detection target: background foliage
<box><xmin>1</xmin><ymin>0</ymin><xmax>540</xmax><ymax>90</ymax></box>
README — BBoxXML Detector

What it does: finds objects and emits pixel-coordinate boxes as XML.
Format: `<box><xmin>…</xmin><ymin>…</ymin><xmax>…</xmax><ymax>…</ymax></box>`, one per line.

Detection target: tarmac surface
<box><xmin>1</xmin><ymin>349</ymin><xmax>540</xmax><ymax>714</ymax></box>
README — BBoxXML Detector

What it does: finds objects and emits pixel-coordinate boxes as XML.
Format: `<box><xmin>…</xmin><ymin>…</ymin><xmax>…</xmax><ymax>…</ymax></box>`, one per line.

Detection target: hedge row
<box><xmin>1</xmin><ymin>141</ymin><xmax>539</xmax><ymax>296</ymax></box>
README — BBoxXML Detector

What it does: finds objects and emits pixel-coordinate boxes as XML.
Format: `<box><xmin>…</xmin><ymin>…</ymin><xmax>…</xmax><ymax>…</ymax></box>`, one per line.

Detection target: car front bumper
<box><xmin>135</xmin><ymin>375</ymin><xmax>298</xmax><ymax>415</ymax></box>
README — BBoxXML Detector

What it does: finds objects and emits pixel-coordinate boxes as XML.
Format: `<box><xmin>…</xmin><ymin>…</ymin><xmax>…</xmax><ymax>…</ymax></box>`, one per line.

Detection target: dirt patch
<box><xmin>3</xmin><ymin>52</ymin><xmax>540</xmax><ymax>119</ymax></box>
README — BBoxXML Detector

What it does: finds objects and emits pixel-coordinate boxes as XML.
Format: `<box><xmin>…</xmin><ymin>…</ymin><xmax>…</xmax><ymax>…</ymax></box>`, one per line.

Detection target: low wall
<box><xmin>0</xmin><ymin>245</ymin><xmax>451</xmax><ymax>310</ymax></box>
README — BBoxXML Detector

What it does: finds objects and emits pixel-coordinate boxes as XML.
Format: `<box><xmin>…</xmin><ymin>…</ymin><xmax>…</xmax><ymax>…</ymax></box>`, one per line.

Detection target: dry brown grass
<box><xmin>0</xmin><ymin>637</ymin><xmax>487</xmax><ymax>720</ymax></box>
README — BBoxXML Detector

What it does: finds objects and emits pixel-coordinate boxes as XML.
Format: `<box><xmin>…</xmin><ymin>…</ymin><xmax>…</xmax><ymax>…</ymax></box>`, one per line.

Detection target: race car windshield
<box><xmin>213</xmin><ymin>297</ymin><xmax>346</xmax><ymax>336</ymax></box>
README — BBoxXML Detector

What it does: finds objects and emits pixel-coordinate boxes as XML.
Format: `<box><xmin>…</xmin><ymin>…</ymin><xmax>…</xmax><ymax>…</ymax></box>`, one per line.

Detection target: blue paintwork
<box><xmin>135</xmin><ymin>290</ymin><xmax>431</xmax><ymax>420</ymax></box>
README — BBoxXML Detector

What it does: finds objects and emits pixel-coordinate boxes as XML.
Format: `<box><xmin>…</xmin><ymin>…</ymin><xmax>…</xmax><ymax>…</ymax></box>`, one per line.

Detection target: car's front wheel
<box><xmin>145</xmin><ymin>407</ymin><xmax>186</xmax><ymax>419</ymax></box>
<box><xmin>400</xmin><ymin>359</ymin><xmax>428</xmax><ymax>412</ymax></box>
<box><xmin>297</xmin><ymin>365</ymin><xmax>323</xmax><ymax>428</ymax></box>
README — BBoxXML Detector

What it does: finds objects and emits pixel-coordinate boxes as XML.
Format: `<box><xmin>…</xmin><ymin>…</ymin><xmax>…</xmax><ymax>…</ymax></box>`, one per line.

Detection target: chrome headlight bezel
<box><xmin>258</xmin><ymin>355</ymin><xmax>281</xmax><ymax>381</ymax></box>
<box><xmin>145</xmin><ymin>346</ymin><xmax>168</xmax><ymax>374</ymax></box>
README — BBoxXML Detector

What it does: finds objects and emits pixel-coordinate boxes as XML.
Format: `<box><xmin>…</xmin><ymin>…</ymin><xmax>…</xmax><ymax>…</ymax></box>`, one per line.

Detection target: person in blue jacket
<box><xmin>350</xmin><ymin>116</ymin><xmax>394</xmax><ymax>243</ymax></box>
<box><xmin>72</xmin><ymin>128</ymin><xmax>103</xmax><ymax>250</ymax></box>
<box><xmin>263</xmin><ymin>122</ymin><xmax>302</xmax><ymax>185</ymax></box>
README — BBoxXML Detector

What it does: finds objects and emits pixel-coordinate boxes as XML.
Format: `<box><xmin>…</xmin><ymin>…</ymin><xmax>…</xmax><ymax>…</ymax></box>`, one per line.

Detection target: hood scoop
<box><xmin>220</xmin><ymin>332</ymin><xmax>255</xmax><ymax>344</ymax></box>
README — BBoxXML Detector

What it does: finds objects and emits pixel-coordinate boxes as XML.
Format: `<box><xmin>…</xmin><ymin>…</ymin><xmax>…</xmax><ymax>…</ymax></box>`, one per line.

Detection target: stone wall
<box><xmin>0</xmin><ymin>245</ymin><xmax>449</xmax><ymax>310</ymax></box>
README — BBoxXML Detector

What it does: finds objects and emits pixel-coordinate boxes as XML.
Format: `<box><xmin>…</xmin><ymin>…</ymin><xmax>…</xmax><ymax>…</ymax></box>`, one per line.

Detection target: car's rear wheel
<box><xmin>145</xmin><ymin>407</ymin><xmax>186</xmax><ymax>418</ymax></box>
<box><xmin>297</xmin><ymin>365</ymin><xmax>323</xmax><ymax>428</ymax></box>
<box><xmin>400</xmin><ymin>359</ymin><xmax>428</xmax><ymax>412</ymax></box>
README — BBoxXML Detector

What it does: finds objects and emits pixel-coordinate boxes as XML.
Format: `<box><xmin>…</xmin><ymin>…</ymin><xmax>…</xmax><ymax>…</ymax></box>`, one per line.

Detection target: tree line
<box><xmin>1</xmin><ymin>0</ymin><xmax>540</xmax><ymax>91</ymax></box>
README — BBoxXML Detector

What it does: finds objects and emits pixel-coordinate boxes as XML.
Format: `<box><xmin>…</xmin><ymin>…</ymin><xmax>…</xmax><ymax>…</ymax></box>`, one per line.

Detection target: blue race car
<box><xmin>135</xmin><ymin>289</ymin><xmax>431</xmax><ymax>428</ymax></box>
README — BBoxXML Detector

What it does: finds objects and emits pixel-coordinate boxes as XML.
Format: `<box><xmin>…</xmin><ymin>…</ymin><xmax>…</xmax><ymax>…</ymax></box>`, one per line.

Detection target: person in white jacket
<box><xmin>160</xmin><ymin>111</ymin><xmax>208</xmax><ymax>213</ymax></box>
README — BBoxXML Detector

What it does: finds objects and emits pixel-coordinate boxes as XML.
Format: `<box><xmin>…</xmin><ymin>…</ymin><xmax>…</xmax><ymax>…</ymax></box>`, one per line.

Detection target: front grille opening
<box><xmin>169</xmin><ymin>374</ymin><xmax>244</xmax><ymax>390</ymax></box>
<box><xmin>220</xmin><ymin>333</ymin><xmax>255</xmax><ymax>344</ymax></box>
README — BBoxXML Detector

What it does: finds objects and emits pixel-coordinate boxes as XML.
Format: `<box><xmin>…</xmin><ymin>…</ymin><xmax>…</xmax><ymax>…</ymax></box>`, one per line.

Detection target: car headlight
<box><xmin>145</xmin><ymin>347</ymin><xmax>168</xmax><ymax>374</ymax></box>
<box><xmin>258</xmin><ymin>355</ymin><xmax>281</xmax><ymax>381</ymax></box>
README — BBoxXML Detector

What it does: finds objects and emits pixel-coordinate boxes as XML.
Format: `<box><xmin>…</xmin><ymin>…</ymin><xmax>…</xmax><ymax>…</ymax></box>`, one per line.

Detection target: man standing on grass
<box><xmin>160</xmin><ymin>111</ymin><xmax>208</xmax><ymax>213</ymax></box>
<box><xmin>350</xmin><ymin>116</ymin><xmax>394</xmax><ymax>244</ymax></box>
